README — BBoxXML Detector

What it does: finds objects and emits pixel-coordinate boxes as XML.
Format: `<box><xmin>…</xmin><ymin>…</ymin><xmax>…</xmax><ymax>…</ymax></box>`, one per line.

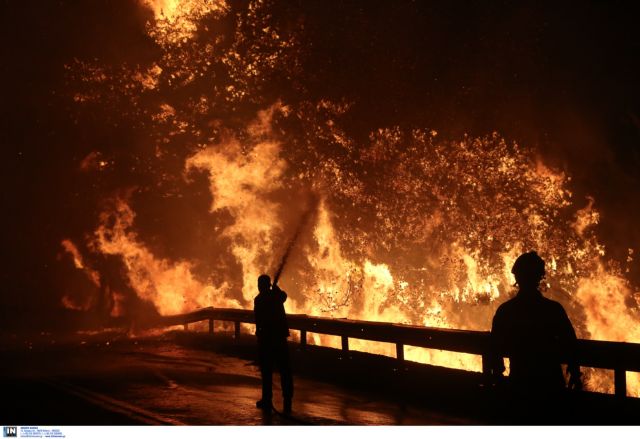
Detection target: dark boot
<box><xmin>283</xmin><ymin>398</ymin><xmax>292</xmax><ymax>414</ymax></box>
<box><xmin>256</xmin><ymin>399</ymin><xmax>273</xmax><ymax>412</ymax></box>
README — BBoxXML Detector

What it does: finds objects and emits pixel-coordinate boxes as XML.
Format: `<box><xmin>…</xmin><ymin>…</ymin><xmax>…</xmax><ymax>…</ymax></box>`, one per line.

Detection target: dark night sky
<box><xmin>1</xmin><ymin>0</ymin><xmax>639</xmax><ymax>332</ymax></box>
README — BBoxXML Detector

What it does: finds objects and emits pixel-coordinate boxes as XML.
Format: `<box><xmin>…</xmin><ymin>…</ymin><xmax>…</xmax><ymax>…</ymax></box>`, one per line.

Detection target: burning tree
<box><xmin>55</xmin><ymin>0</ymin><xmax>640</xmax><ymax>394</ymax></box>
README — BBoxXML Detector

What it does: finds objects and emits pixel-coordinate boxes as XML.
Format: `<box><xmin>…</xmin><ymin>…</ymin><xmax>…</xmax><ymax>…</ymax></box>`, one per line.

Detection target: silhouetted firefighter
<box><xmin>490</xmin><ymin>251</ymin><xmax>582</xmax><ymax>421</ymax></box>
<box><xmin>254</xmin><ymin>274</ymin><xmax>293</xmax><ymax>413</ymax></box>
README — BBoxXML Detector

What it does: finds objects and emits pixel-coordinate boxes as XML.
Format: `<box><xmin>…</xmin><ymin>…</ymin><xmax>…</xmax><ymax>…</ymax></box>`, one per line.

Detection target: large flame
<box><xmin>91</xmin><ymin>197</ymin><xmax>239</xmax><ymax>315</ymax></box>
<box><xmin>185</xmin><ymin>106</ymin><xmax>288</xmax><ymax>302</ymax></box>
<box><xmin>60</xmin><ymin>0</ymin><xmax>640</xmax><ymax>395</ymax></box>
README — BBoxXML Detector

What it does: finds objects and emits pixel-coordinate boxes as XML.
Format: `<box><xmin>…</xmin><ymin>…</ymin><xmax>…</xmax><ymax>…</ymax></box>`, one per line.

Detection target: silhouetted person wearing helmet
<box><xmin>490</xmin><ymin>251</ymin><xmax>581</xmax><ymax>421</ymax></box>
<box><xmin>254</xmin><ymin>274</ymin><xmax>293</xmax><ymax>414</ymax></box>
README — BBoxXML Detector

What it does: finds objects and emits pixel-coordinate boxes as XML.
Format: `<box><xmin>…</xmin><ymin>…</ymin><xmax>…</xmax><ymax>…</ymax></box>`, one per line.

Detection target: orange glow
<box><xmin>59</xmin><ymin>239</ymin><xmax>101</xmax><ymax>311</ymax></box>
<box><xmin>91</xmin><ymin>198</ymin><xmax>240</xmax><ymax>315</ymax></box>
<box><xmin>61</xmin><ymin>0</ymin><xmax>640</xmax><ymax>398</ymax></box>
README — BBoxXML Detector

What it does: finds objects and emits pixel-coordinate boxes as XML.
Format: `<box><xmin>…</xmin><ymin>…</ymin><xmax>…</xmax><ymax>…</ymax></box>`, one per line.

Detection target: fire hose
<box><xmin>272</xmin><ymin>194</ymin><xmax>319</xmax><ymax>286</ymax></box>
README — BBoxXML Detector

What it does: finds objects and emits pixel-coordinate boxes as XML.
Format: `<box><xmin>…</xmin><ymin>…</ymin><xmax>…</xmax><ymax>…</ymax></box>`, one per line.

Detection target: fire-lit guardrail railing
<box><xmin>159</xmin><ymin>306</ymin><xmax>640</xmax><ymax>399</ymax></box>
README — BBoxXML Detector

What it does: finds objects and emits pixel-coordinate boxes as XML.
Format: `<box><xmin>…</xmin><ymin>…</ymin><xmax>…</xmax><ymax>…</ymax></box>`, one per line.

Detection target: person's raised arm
<box><xmin>272</xmin><ymin>283</ymin><xmax>288</xmax><ymax>303</ymax></box>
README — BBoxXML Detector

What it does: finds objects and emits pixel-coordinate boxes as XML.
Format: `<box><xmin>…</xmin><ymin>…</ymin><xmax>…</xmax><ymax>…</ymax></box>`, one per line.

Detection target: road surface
<box><xmin>1</xmin><ymin>331</ymin><xmax>471</xmax><ymax>425</ymax></box>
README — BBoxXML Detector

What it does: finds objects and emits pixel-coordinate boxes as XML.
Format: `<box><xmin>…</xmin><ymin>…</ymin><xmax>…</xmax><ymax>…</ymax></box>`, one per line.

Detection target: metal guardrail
<box><xmin>160</xmin><ymin>306</ymin><xmax>640</xmax><ymax>399</ymax></box>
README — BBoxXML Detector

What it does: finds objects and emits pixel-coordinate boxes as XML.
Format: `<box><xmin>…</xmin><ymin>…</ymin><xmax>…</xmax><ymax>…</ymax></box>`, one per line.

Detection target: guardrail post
<box><xmin>234</xmin><ymin>321</ymin><xmax>241</xmax><ymax>340</ymax></box>
<box><xmin>300</xmin><ymin>330</ymin><xmax>307</xmax><ymax>348</ymax></box>
<box><xmin>183</xmin><ymin>323</ymin><xmax>188</xmax><ymax>331</ymax></box>
<box><xmin>341</xmin><ymin>336</ymin><xmax>349</xmax><ymax>353</ymax></box>
<box><xmin>614</xmin><ymin>369</ymin><xmax>627</xmax><ymax>398</ymax></box>
<box><xmin>209</xmin><ymin>319</ymin><xmax>214</xmax><ymax>334</ymax></box>
<box><xmin>481</xmin><ymin>354</ymin><xmax>491</xmax><ymax>378</ymax></box>
<box><xmin>396</xmin><ymin>343</ymin><xmax>404</xmax><ymax>365</ymax></box>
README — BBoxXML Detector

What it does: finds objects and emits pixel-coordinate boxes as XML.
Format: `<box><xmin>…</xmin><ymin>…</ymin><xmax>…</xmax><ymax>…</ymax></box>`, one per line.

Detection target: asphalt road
<box><xmin>4</xmin><ymin>330</ymin><xmax>638</xmax><ymax>425</ymax></box>
<box><xmin>0</xmin><ymin>331</ymin><xmax>469</xmax><ymax>425</ymax></box>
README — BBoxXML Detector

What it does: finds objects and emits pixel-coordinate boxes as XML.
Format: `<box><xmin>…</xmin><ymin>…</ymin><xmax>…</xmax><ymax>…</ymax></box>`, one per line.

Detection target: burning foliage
<box><xmin>30</xmin><ymin>0</ymin><xmax>640</xmax><ymax>395</ymax></box>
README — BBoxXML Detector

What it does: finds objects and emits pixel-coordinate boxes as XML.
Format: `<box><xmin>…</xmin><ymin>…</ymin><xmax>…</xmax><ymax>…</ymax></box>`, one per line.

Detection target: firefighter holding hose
<box><xmin>254</xmin><ymin>274</ymin><xmax>293</xmax><ymax>414</ymax></box>
<box><xmin>253</xmin><ymin>195</ymin><xmax>316</xmax><ymax>414</ymax></box>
